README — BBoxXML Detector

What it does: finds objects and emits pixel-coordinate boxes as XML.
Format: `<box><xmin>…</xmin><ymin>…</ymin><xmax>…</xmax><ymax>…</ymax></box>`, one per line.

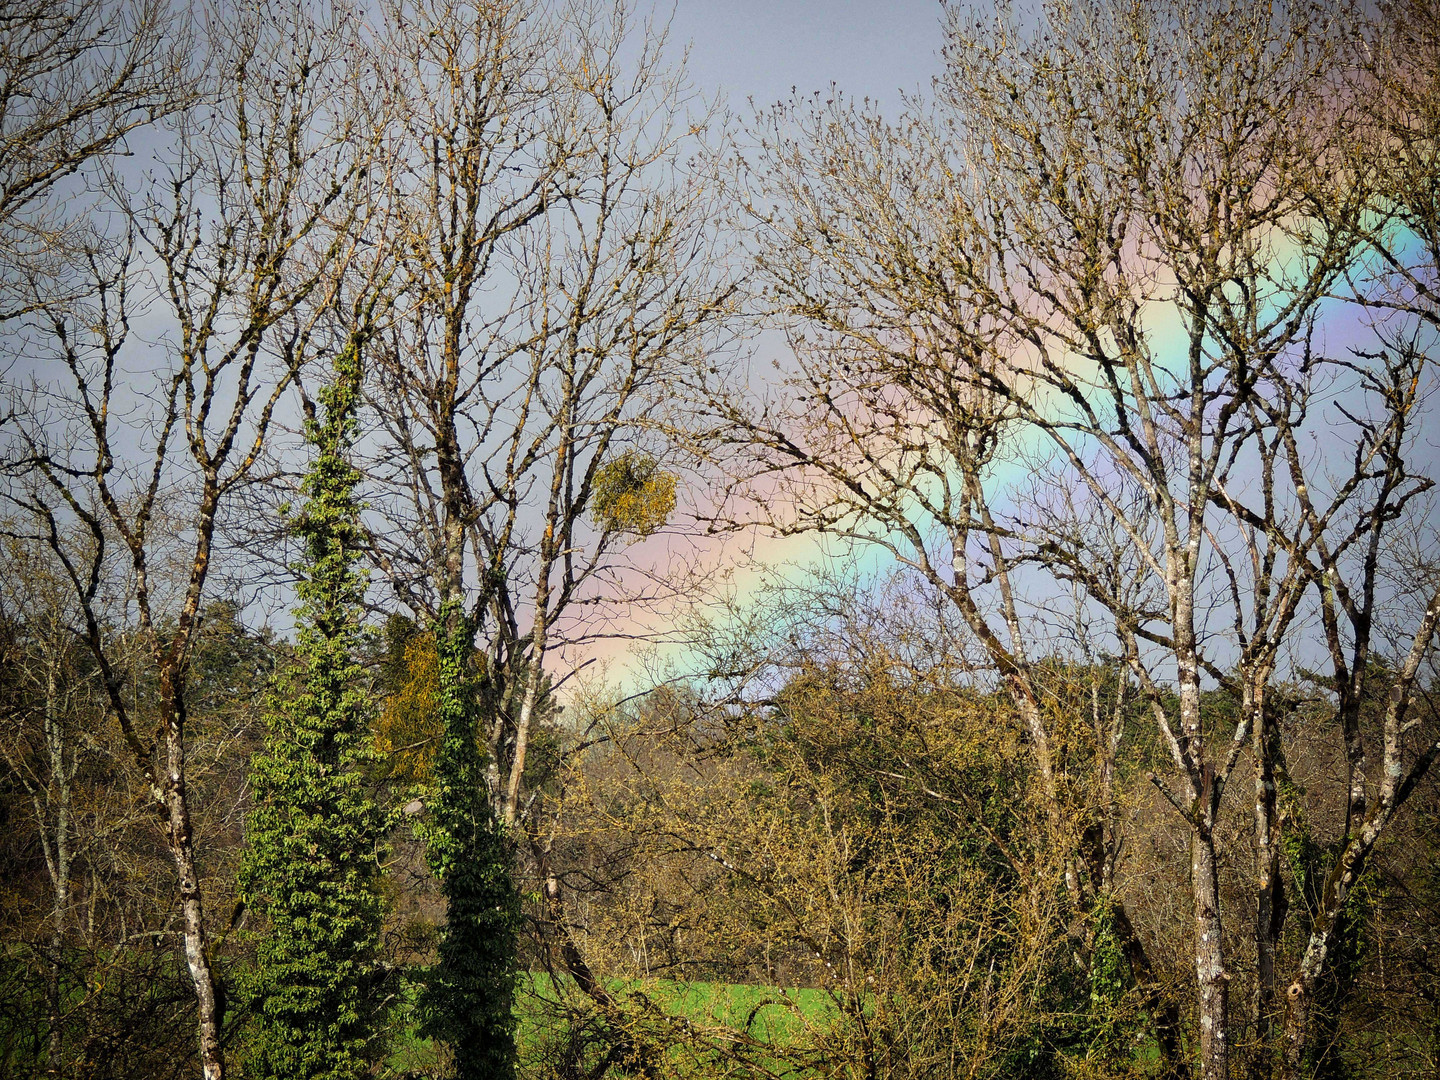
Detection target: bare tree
<box><xmin>0</xmin><ymin>0</ymin><xmax>190</xmax><ymax>317</ymax></box>
<box><xmin>369</xmin><ymin>0</ymin><xmax>729</xmax><ymax>813</ymax></box>
<box><xmin>0</xmin><ymin>531</ymin><xmax>105</xmax><ymax>1075</ymax></box>
<box><xmin>1268</xmin><ymin>4</ymin><xmax>1440</xmax><ymax>1073</ymax></box>
<box><xmin>698</xmin><ymin>1</ymin><xmax>1440</xmax><ymax>1077</ymax></box>
<box><xmin>362</xmin><ymin>1</ymin><xmax>732</xmax><ymax>1067</ymax></box>
<box><xmin>0</xmin><ymin>2</ymin><xmax>385</xmax><ymax>1074</ymax></box>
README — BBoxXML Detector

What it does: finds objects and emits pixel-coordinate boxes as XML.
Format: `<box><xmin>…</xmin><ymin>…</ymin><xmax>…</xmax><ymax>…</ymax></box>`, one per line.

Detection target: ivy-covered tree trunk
<box><xmin>419</xmin><ymin>601</ymin><xmax>520</xmax><ymax>1080</ymax></box>
<box><xmin>240</xmin><ymin>338</ymin><xmax>388</xmax><ymax>1080</ymax></box>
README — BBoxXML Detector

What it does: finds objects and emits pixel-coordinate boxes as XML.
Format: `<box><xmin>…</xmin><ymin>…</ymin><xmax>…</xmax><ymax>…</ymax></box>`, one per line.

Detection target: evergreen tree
<box><xmin>241</xmin><ymin>337</ymin><xmax>388</xmax><ymax>1080</ymax></box>
<box><xmin>417</xmin><ymin>602</ymin><xmax>520</xmax><ymax>1080</ymax></box>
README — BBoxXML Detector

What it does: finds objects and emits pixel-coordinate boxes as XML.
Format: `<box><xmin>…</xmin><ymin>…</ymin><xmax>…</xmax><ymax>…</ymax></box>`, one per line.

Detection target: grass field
<box><xmin>388</xmin><ymin>975</ymin><xmax>842</xmax><ymax>1077</ymax></box>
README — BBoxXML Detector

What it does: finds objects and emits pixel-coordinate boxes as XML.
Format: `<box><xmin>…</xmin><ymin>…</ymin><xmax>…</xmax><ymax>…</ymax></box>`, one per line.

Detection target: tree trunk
<box><xmin>1251</xmin><ymin>691</ymin><xmax>1285</xmax><ymax>1078</ymax></box>
<box><xmin>1175</xmin><ymin>578</ymin><xmax>1229</xmax><ymax>1080</ymax></box>
<box><xmin>44</xmin><ymin>657</ymin><xmax>70</xmax><ymax>1076</ymax></box>
<box><xmin>1076</xmin><ymin>799</ymin><xmax>1188</xmax><ymax>1078</ymax></box>
<box><xmin>1193</xmin><ymin>825</ymin><xmax>1229</xmax><ymax>1080</ymax></box>
<box><xmin>536</xmin><ymin>849</ymin><xmax>658</xmax><ymax>1080</ymax></box>
<box><xmin>502</xmin><ymin>657</ymin><xmax>543</xmax><ymax>825</ymax></box>
<box><xmin>1280</xmin><ymin>903</ymin><xmax>1346</xmax><ymax>1080</ymax></box>
<box><xmin>160</xmin><ymin>676</ymin><xmax>225</xmax><ymax>1080</ymax></box>
<box><xmin>502</xmin><ymin>532</ymin><xmax>554</xmax><ymax>825</ymax></box>
<box><xmin>1280</xmin><ymin>812</ymin><xmax>1389</xmax><ymax>1080</ymax></box>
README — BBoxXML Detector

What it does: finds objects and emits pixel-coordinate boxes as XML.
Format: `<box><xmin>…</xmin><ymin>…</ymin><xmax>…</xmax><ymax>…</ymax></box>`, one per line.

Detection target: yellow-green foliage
<box><xmin>591</xmin><ymin>451</ymin><xmax>676</xmax><ymax>540</ymax></box>
<box><xmin>375</xmin><ymin>632</ymin><xmax>441</xmax><ymax>785</ymax></box>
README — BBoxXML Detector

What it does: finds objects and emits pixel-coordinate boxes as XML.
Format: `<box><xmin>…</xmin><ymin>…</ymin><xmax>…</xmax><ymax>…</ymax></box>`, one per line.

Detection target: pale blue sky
<box><xmin>663</xmin><ymin>0</ymin><xmax>947</xmax><ymax>109</ymax></box>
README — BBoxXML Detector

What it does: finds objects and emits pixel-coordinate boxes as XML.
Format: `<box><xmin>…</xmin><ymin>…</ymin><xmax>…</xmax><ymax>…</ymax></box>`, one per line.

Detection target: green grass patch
<box><xmin>525</xmin><ymin>973</ymin><xmax>838</xmax><ymax>1035</ymax></box>
<box><xmin>386</xmin><ymin>974</ymin><xmax>843</xmax><ymax>1078</ymax></box>
<box><xmin>520</xmin><ymin>975</ymin><xmax>842</xmax><ymax>1078</ymax></box>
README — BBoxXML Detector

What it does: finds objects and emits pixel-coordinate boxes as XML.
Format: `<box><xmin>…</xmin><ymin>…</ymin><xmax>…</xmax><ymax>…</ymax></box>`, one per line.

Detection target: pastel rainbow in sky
<box><xmin>570</xmin><ymin>216</ymin><xmax>1414</xmax><ymax>691</ymax></box>
<box><xmin>559</xmin><ymin>2</ymin><xmax>1436</xmax><ymax>693</ymax></box>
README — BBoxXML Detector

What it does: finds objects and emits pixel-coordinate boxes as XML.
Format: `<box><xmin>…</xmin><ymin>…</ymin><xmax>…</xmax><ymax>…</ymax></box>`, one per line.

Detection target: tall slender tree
<box><xmin>0</xmin><ymin>4</ymin><xmax>384</xmax><ymax>1071</ymax></box>
<box><xmin>365</xmin><ymin>1</ymin><xmax>730</xmax><ymax>1072</ymax></box>
<box><xmin>416</xmin><ymin>600</ymin><xmax>520</xmax><ymax>1080</ymax></box>
<box><xmin>241</xmin><ymin>326</ymin><xmax>389</xmax><ymax>1080</ymax></box>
